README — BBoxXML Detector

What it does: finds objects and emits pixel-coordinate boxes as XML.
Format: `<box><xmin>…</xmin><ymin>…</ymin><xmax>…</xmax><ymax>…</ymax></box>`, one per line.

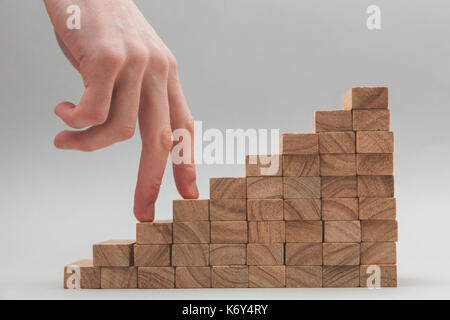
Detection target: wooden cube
<box><xmin>285</xmin><ymin>221</ymin><xmax>323</xmax><ymax>242</ymax></box>
<box><xmin>360</xmin><ymin>264</ymin><xmax>397</xmax><ymax>287</ymax></box>
<box><xmin>280</xmin><ymin>133</ymin><xmax>319</xmax><ymax>154</ymax></box>
<box><xmin>359</xmin><ymin>197</ymin><xmax>396</xmax><ymax>220</ymax></box>
<box><xmin>210</xmin><ymin>244</ymin><xmax>247</xmax><ymax>265</ymax></box>
<box><xmin>282</xmin><ymin>155</ymin><xmax>320</xmax><ymax>176</ymax></box>
<box><xmin>324</xmin><ymin>221</ymin><xmax>361</xmax><ymax>242</ymax></box>
<box><xmin>247</xmin><ymin>199</ymin><xmax>284</xmax><ymax>221</ymax></box>
<box><xmin>320</xmin><ymin>154</ymin><xmax>356</xmax><ymax>176</ymax></box>
<box><xmin>64</xmin><ymin>260</ymin><xmax>100</xmax><ymax>289</ymax></box>
<box><xmin>173</xmin><ymin>221</ymin><xmax>210</xmax><ymax>243</ymax></box>
<box><xmin>361</xmin><ymin>242</ymin><xmax>397</xmax><ymax>264</ymax></box>
<box><xmin>173</xmin><ymin>199</ymin><xmax>209</xmax><ymax>221</ymax></box>
<box><xmin>358</xmin><ymin>175</ymin><xmax>394</xmax><ymax>197</ymax></box>
<box><xmin>361</xmin><ymin>220</ymin><xmax>398</xmax><ymax>241</ymax></box>
<box><xmin>138</xmin><ymin>267</ymin><xmax>174</xmax><ymax>289</ymax></box>
<box><xmin>283</xmin><ymin>177</ymin><xmax>321</xmax><ymax>199</ymax></box>
<box><xmin>353</xmin><ymin>109</ymin><xmax>390</xmax><ymax>131</ymax></box>
<box><xmin>286</xmin><ymin>266</ymin><xmax>322</xmax><ymax>288</ymax></box>
<box><xmin>175</xmin><ymin>267</ymin><xmax>211</xmax><ymax>288</ymax></box>
<box><xmin>285</xmin><ymin>243</ymin><xmax>322</xmax><ymax>266</ymax></box>
<box><xmin>210</xmin><ymin>221</ymin><xmax>248</xmax><ymax>243</ymax></box>
<box><xmin>101</xmin><ymin>267</ymin><xmax>137</xmax><ymax>289</ymax></box>
<box><xmin>172</xmin><ymin>244</ymin><xmax>209</xmax><ymax>266</ymax></box>
<box><xmin>212</xmin><ymin>266</ymin><xmax>248</xmax><ymax>288</ymax></box>
<box><xmin>249</xmin><ymin>266</ymin><xmax>286</xmax><ymax>288</ymax></box>
<box><xmin>357</xmin><ymin>154</ymin><xmax>393</xmax><ymax>175</ymax></box>
<box><xmin>210</xmin><ymin>177</ymin><xmax>246</xmax><ymax>199</ymax></box>
<box><xmin>93</xmin><ymin>240</ymin><xmax>135</xmax><ymax>267</ymax></box>
<box><xmin>284</xmin><ymin>199</ymin><xmax>321</xmax><ymax>220</ymax></box>
<box><xmin>356</xmin><ymin>131</ymin><xmax>394</xmax><ymax>153</ymax></box>
<box><xmin>343</xmin><ymin>87</ymin><xmax>388</xmax><ymax>110</ymax></box>
<box><xmin>247</xmin><ymin>243</ymin><xmax>284</xmax><ymax>265</ymax></box>
<box><xmin>136</xmin><ymin>221</ymin><xmax>172</xmax><ymax>245</ymax></box>
<box><xmin>323</xmin><ymin>266</ymin><xmax>359</xmax><ymax>287</ymax></box>
<box><xmin>321</xmin><ymin>176</ymin><xmax>357</xmax><ymax>198</ymax></box>
<box><xmin>134</xmin><ymin>245</ymin><xmax>171</xmax><ymax>267</ymax></box>
<box><xmin>210</xmin><ymin>199</ymin><xmax>247</xmax><ymax>221</ymax></box>
<box><xmin>246</xmin><ymin>154</ymin><xmax>282</xmax><ymax>176</ymax></box>
<box><xmin>247</xmin><ymin>177</ymin><xmax>283</xmax><ymax>199</ymax></box>
<box><xmin>313</xmin><ymin>110</ymin><xmax>353</xmax><ymax>133</ymax></box>
<box><xmin>248</xmin><ymin>221</ymin><xmax>285</xmax><ymax>243</ymax></box>
<box><xmin>321</xmin><ymin>198</ymin><xmax>358</xmax><ymax>220</ymax></box>
<box><xmin>323</xmin><ymin>243</ymin><xmax>360</xmax><ymax>265</ymax></box>
<box><xmin>318</xmin><ymin>132</ymin><xmax>355</xmax><ymax>154</ymax></box>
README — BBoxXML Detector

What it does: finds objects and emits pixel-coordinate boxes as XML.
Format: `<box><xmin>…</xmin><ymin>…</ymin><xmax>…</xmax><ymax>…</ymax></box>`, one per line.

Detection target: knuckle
<box><xmin>127</xmin><ymin>43</ymin><xmax>149</xmax><ymax>68</ymax></box>
<box><xmin>96</xmin><ymin>46</ymin><xmax>126</xmax><ymax>70</ymax></box>
<box><xmin>117</xmin><ymin>125</ymin><xmax>136</xmax><ymax>141</ymax></box>
<box><xmin>148</xmin><ymin>48</ymin><xmax>169</xmax><ymax>75</ymax></box>
<box><xmin>167</xmin><ymin>51</ymin><xmax>178</xmax><ymax>71</ymax></box>
<box><xmin>88</xmin><ymin>109</ymin><xmax>108</xmax><ymax>125</ymax></box>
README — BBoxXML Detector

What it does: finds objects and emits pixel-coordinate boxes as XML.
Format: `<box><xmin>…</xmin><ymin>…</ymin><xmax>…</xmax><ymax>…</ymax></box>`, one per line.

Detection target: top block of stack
<box><xmin>342</xmin><ymin>87</ymin><xmax>388</xmax><ymax>110</ymax></box>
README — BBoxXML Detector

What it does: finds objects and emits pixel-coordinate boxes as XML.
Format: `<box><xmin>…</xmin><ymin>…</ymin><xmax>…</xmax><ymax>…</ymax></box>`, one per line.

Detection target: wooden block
<box><xmin>210</xmin><ymin>177</ymin><xmax>246</xmax><ymax>199</ymax></box>
<box><xmin>246</xmin><ymin>154</ymin><xmax>282</xmax><ymax>176</ymax></box>
<box><xmin>286</xmin><ymin>266</ymin><xmax>322</xmax><ymax>288</ymax></box>
<box><xmin>323</xmin><ymin>243</ymin><xmax>360</xmax><ymax>265</ymax></box>
<box><xmin>324</xmin><ymin>221</ymin><xmax>361</xmax><ymax>242</ymax></box>
<box><xmin>247</xmin><ymin>177</ymin><xmax>283</xmax><ymax>199</ymax></box>
<box><xmin>247</xmin><ymin>199</ymin><xmax>284</xmax><ymax>221</ymax></box>
<box><xmin>136</xmin><ymin>221</ymin><xmax>172</xmax><ymax>244</ymax></box>
<box><xmin>313</xmin><ymin>110</ymin><xmax>353</xmax><ymax>133</ymax></box>
<box><xmin>210</xmin><ymin>199</ymin><xmax>247</xmax><ymax>221</ymax></box>
<box><xmin>247</xmin><ymin>243</ymin><xmax>284</xmax><ymax>265</ymax></box>
<box><xmin>343</xmin><ymin>87</ymin><xmax>388</xmax><ymax>110</ymax></box>
<box><xmin>323</xmin><ymin>266</ymin><xmax>359</xmax><ymax>287</ymax></box>
<box><xmin>134</xmin><ymin>245</ymin><xmax>171</xmax><ymax>267</ymax></box>
<box><xmin>212</xmin><ymin>266</ymin><xmax>248</xmax><ymax>288</ymax></box>
<box><xmin>360</xmin><ymin>264</ymin><xmax>397</xmax><ymax>287</ymax></box>
<box><xmin>101</xmin><ymin>267</ymin><xmax>137</xmax><ymax>289</ymax></box>
<box><xmin>93</xmin><ymin>240</ymin><xmax>135</xmax><ymax>267</ymax></box>
<box><xmin>357</xmin><ymin>154</ymin><xmax>393</xmax><ymax>175</ymax></box>
<box><xmin>175</xmin><ymin>267</ymin><xmax>211</xmax><ymax>288</ymax></box>
<box><xmin>284</xmin><ymin>199</ymin><xmax>321</xmax><ymax>220</ymax></box>
<box><xmin>172</xmin><ymin>244</ymin><xmax>209</xmax><ymax>266</ymax></box>
<box><xmin>282</xmin><ymin>155</ymin><xmax>320</xmax><ymax>176</ymax></box>
<box><xmin>210</xmin><ymin>221</ymin><xmax>248</xmax><ymax>243</ymax></box>
<box><xmin>359</xmin><ymin>197</ymin><xmax>396</xmax><ymax>220</ymax></box>
<box><xmin>249</xmin><ymin>266</ymin><xmax>285</xmax><ymax>288</ymax></box>
<box><xmin>356</xmin><ymin>131</ymin><xmax>394</xmax><ymax>153</ymax></box>
<box><xmin>361</xmin><ymin>242</ymin><xmax>396</xmax><ymax>264</ymax></box>
<box><xmin>353</xmin><ymin>109</ymin><xmax>390</xmax><ymax>131</ymax></box>
<box><xmin>285</xmin><ymin>221</ymin><xmax>323</xmax><ymax>242</ymax></box>
<box><xmin>285</xmin><ymin>243</ymin><xmax>322</xmax><ymax>266</ymax></box>
<box><xmin>318</xmin><ymin>132</ymin><xmax>355</xmax><ymax>154</ymax></box>
<box><xmin>358</xmin><ymin>175</ymin><xmax>394</xmax><ymax>197</ymax></box>
<box><xmin>321</xmin><ymin>198</ymin><xmax>358</xmax><ymax>220</ymax></box>
<box><xmin>248</xmin><ymin>221</ymin><xmax>285</xmax><ymax>243</ymax></box>
<box><xmin>320</xmin><ymin>154</ymin><xmax>356</xmax><ymax>176</ymax></box>
<box><xmin>138</xmin><ymin>267</ymin><xmax>174</xmax><ymax>289</ymax></box>
<box><xmin>210</xmin><ymin>244</ymin><xmax>247</xmax><ymax>265</ymax></box>
<box><xmin>173</xmin><ymin>221</ymin><xmax>210</xmax><ymax>243</ymax></box>
<box><xmin>173</xmin><ymin>199</ymin><xmax>209</xmax><ymax>221</ymax></box>
<box><xmin>64</xmin><ymin>260</ymin><xmax>100</xmax><ymax>289</ymax></box>
<box><xmin>361</xmin><ymin>220</ymin><xmax>398</xmax><ymax>241</ymax></box>
<box><xmin>283</xmin><ymin>177</ymin><xmax>321</xmax><ymax>199</ymax></box>
<box><xmin>280</xmin><ymin>133</ymin><xmax>319</xmax><ymax>154</ymax></box>
<box><xmin>321</xmin><ymin>176</ymin><xmax>357</xmax><ymax>198</ymax></box>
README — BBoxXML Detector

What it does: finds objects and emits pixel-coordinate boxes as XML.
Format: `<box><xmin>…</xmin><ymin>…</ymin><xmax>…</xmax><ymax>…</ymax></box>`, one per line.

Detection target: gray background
<box><xmin>1</xmin><ymin>0</ymin><xmax>449</xmax><ymax>299</ymax></box>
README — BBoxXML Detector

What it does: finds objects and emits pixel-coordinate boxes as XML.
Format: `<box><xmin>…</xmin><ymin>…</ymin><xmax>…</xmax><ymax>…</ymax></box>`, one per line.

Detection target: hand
<box><xmin>44</xmin><ymin>0</ymin><xmax>199</xmax><ymax>221</ymax></box>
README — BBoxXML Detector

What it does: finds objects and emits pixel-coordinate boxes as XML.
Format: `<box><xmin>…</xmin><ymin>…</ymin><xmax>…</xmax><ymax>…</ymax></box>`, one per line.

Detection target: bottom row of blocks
<box><xmin>65</xmin><ymin>262</ymin><xmax>397</xmax><ymax>289</ymax></box>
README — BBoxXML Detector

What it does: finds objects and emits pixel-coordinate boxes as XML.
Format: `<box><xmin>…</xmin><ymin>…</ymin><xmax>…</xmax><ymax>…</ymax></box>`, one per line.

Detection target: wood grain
<box><xmin>285</xmin><ymin>243</ymin><xmax>322</xmax><ymax>266</ymax></box>
<box><xmin>247</xmin><ymin>199</ymin><xmax>284</xmax><ymax>221</ymax></box>
<box><xmin>285</xmin><ymin>221</ymin><xmax>323</xmax><ymax>242</ymax></box>
<box><xmin>247</xmin><ymin>177</ymin><xmax>283</xmax><ymax>199</ymax></box>
<box><xmin>246</xmin><ymin>154</ymin><xmax>282</xmax><ymax>176</ymax></box>
<box><xmin>64</xmin><ymin>260</ymin><xmax>100</xmax><ymax>289</ymax></box>
<box><xmin>353</xmin><ymin>109</ymin><xmax>390</xmax><ymax>131</ymax></box>
<box><xmin>101</xmin><ymin>267</ymin><xmax>137</xmax><ymax>289</ymax></box>
<box><xmin>320</xmin><ymin>154</ymin><xmax>356</xmax><ymax>176</ymax></box>
<box><xmin>283</xmin><ymin>177</ymin><xmax>321</xmax><ymax>199</ymax></box>
<box><xmin>323</xmin><ymin>243</ymin><xmax>360</xmax><ymax>265</ymax></box>
<box><xmin>357</xmin><ymin>154</ymin><xmax>393</xmax><ymax>175</ymax></box>
<box><xmin>210</xmin><ymin>221</ymin><xmax>248</xmax><ymax>243</ymax></box>
<box><xmin>324</xmin><ymin>221</ymin><xmax>361</xmax><ymax>242</ymax></box>
<box><xmin>360</xmin><ymin>264</ymin><xmax>397</xmax><ymax>287</ymax></box>
<box><xmin>210</xmin><ymin>177</ymin><xmax>247</xmax><ymax>199</ymax></box>
<box><xmin>343</xmin><ymin>86</ymin><xmax>388</xmax><ymax>110</ymax></box>
<box><xmin>313</xmin><ymin>110</ymin><xmax>353</xmax><ymax>132</ymax></box>
<box><xmin>286</xmin><ymin>266</ymin><xmax>322</xmax><ymax>288</ymax></box>
<box><xmin>247</xmin><ymin>243</ymin><xmax>284</xmax><ymax>265</ymax></box>
<box><xmin>359</xmin><ymin>197</ymin><xmax>396</xmax><ymax>220</ymax></box>
<box><xmin>93</xmin><ymin>240</ymin><xmax>135</xmax><ymax>267</ymax></box>
<box><xmin>358</xmin><ymin>175</ymin><xmax>394</xmax><ymax>197</ymax></box>
<box><xmin>173</xmin><ymin>199</ymin><xmax>209</xmax><ymax>221</ymax></box>
<box><xmin>321</xmin><ymin>176</ymin><xmax>357</xmax><ymax>198</ymax></box>
<box><xmin>248</xmin><ymin>221</ymin><xmax>285</xmax><ymax>243</ymax></box>
<box><xmin>210</xmin><ymin>199</ymin><xmax>247</xmax><ymax>221</ymax></box>
<box><xmin>356</xmin><ymin>131</ymin><xmax>394</xmax><ymax>153</ymax></box>
<box><xmin>173</xmin><ymin>221</ymin><xmax>210</xmax><ymax>243</ymax></box>
<box><xmin>134</xmin><ymin>244</ymin><xmax>171</xmax><ymax>267</ymax></box>
<box><xmin>280</xmin><ymin>133</ymin><xmax>319</xmax><ymax>154</ymax></box>
<box><xmin>210</xmin><ymin>244</ymin><xmax>247</xmax><ymax>265</ymax></box>
<box><xmin>321</xmin><ymin>198</ymin><xmax>358</xmax><ymax>220</ymax></box>
<box><xmin>361</xmin><ymin>242</ymin><xmax>397</xmax><ymax>264</ymax></box>
<box><xmin>318</xmin><ymin>132</ymin><xmax>355</xmax><ymax>154</ymax></box>
<box><xmin>282</xmin><ymin>155</ymin><xmax>320</xmax><ymax>176</ymax></box>
<box><xmin>175</xmin><ymin>267</ymin><xmax>211</xmax><ymax>288</ymax></box>
<box><xmin>136</xmin><ymin>221</ymin><xmax>173</xmax><ymax>245</ymax></box>
<box><xmin>322</xmin><ymin>266</ymin><xmax>359</xmax><ymax>287</ymax></box>
<box><xmin>284</xmin><ymin>199</ymin><xmax>321</xmax><ymax>220</ymax></box>
<box><xmin>212</xmin><ymin>266</ymin><xmax>248</xmax><ymax>288</ymax></box>
<box><xmin>249</xmin><ymin>266</ymin><xmax>286</xmax><ymax>288</ymax></box>
<box><xmin>171</xmin><ymin>244</ymin><xmax>209</xmax><ymax>266</ymax></box>
<box><xmin>138</xmin><ymin>267</ymin><xmax>174</xmax><ymax>289</ymax></box>
<box><xmin>361</xmin><ymin>220</ymin><xmax>398</xmax><ymax>242</ymax></box>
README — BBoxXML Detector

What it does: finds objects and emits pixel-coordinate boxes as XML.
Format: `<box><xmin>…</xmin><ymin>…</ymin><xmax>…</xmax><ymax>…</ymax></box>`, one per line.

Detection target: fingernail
<box><xmin>145</xmin><ymin>205</ymin><xmax>155</xmax><ymax>222</ymax></box>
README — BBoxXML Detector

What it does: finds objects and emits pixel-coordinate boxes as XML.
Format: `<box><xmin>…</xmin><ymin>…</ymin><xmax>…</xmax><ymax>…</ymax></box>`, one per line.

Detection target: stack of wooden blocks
<box><xmin>64</xmin><ymin>86</ymin><xmax>397</xmax><ymax>289</ymax></box>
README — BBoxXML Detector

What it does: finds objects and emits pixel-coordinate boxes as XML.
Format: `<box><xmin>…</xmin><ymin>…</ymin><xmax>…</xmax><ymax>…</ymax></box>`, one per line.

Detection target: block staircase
<box><xmin>64</xmin><ymin>86</ymin><xmax>397</xmax><ymax>289</ymax></box>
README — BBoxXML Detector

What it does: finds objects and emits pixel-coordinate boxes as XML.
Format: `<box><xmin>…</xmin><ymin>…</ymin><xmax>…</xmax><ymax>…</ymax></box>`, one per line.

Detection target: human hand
<box><xmin>44</xmin><ymin>0</ymin><xmax>199</xmax><ymax>221</ymax></box>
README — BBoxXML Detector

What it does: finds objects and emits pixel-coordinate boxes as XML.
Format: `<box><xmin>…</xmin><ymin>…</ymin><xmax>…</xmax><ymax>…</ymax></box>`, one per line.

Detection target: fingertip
<box><xmin>134</xmin><ymin>203</ymin><xmax>155</xmax><ymax>222</ymax></box>
<box><xmin>54</xmin><ymin>101</ymin><xmax>75</xmax><ymax>118</ymax></box>
<box><xmin>53</xmin><ymin>130</ymin><xmax>72</xmax><ymax>149</ymax></box>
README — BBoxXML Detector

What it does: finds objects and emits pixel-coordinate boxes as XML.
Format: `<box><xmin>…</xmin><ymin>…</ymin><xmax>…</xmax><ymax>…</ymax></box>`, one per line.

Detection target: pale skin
<box><xmin>44</xmin><ymin>0</ymin><xmax>199</xmax><ymax>222</ymax></box>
